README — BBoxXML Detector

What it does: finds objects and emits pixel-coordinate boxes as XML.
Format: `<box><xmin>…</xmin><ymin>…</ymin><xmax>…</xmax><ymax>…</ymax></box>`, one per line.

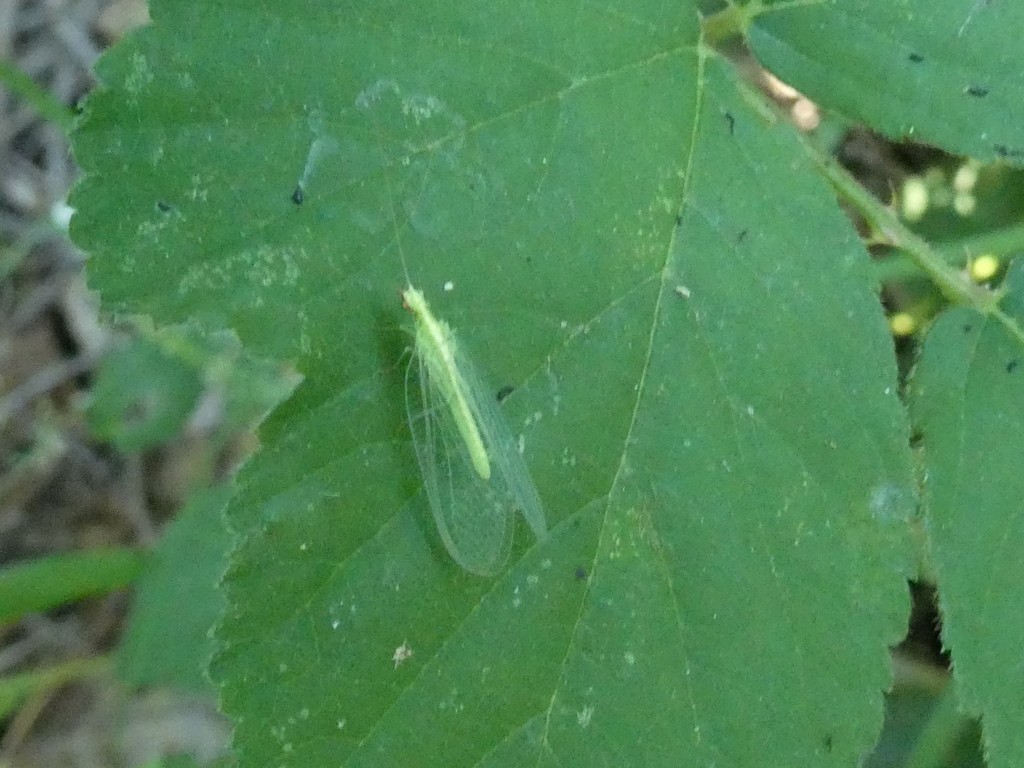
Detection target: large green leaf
<box><xmin>908</xmin><ymin>261</ymin><xmax>1024</xmax><ymax>768</ymax></box>
<box><xmin>70</xmin><ymin>1</ymin><xmax>924</xmax><ymax>766</ymax></box>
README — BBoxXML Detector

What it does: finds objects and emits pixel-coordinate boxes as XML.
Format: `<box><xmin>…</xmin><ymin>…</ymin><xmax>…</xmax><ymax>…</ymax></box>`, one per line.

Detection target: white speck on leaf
<box><xmin>355</xmin><ymin>78</ymin><xmax>399</xmax><ymax>108</ymax></box>
<box><xmin>186</xmin><ymin>173</ymin><xmax>208</xmax><ymax>203</ymax></box>
<box><xmin>178</xmin><ymin>244</ymin><xmax>303</xmax><ymax>297</ymax></box>
<box><xmin>392</xmin><ymin>641</ymin><xmax>413</xmax><ymax>668</ymax></box>
<box><xmin>402</xmin><ymin>93</ymin><xmax>443</xmax><ymax>123</ymax></box>
<box><xmin>577</xmin><ymin>705</ymin><xmax>595</xmax><ymax>728</ymax></box>
<box><xmin>297</xmin><ymin>135</ymin><xmax>339</xmax><ymax>193</ymax></box>
<box><xmin>869</xmin><ymin>483</ymin><xmax>913</xmax><ymax>523</ymax></box>
<box><xmin>125</xmin><ymin>52</ymin><xmax>154</xmax><ymax>95</ymax></box>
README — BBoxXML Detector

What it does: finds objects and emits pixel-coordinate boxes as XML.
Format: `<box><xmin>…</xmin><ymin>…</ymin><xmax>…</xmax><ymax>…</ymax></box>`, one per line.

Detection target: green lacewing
<box><xmin>402</xmin><ymin>286</ymin><xmax>546</xmax><ymax>576</ymax></box>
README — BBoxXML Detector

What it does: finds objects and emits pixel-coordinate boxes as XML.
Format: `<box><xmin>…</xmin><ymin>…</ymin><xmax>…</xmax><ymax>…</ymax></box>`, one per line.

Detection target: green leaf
<box><xmin>88</xmin><ymin>324</ymin><xmax>300</xmax><ymax>454</ymax></box>
<box><xmin>0</xmin><ymin>549</ymin><xmax>146</xmax><ymax>625</ymax></box>
<box><xmin>0</xmin><ymin>58</ymin><xmax>75</xmax><ymax>133</ymax></box>
<box><xmin>748</xmin><ymin>0</ymin><xmax>1024</xmax><ymax>162</ymax></box>
<box><xmin>0</xmin><ymin>657</ymin><xmax>112</xmax><ymax>720</ymax></box>
<box><xmin>908</xmin><ymin>260</ymin><xmax>1024</xmax><ymax>768</ymax></box>
<box><xmin>865</xmin><ymin>669</ymin><xmax>983</xmax><ymax>768</ymax></box>
<box><xmin>70</xmin><ymin>2</ymin><xmax>919</xmax><ymax>766</ymax></box>
<box><xmin>88</xmin><ymin>333</ymin><xmax>205</xmax><ymax>453</ymax></box>
<box><xmin>118</xmin><ymin>485</ymin><xmax>235</xmax><ymax>693</ymax></box>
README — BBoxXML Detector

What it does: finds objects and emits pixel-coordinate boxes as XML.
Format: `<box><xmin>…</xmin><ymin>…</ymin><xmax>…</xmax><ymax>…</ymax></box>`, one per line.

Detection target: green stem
<box><xmin>809</xmin><ymin>149</ymin><xmax>1024</xmax><ymax>344</ymax></box>
<box><xmin>0</xmin><ymin>547</ymin><xmax>147</xmax><ymax>625</ymax></box>
<box><xmin>702</xmin><ymin>0</ymin><xmax>828</xmax><ymax>46</ymax></box>
<box><xmin>702</xmin><ymin>3</ymin><xmax>750</xmax><ymax>46</ymax></box>
<box><xmin>0</xmin><ymin>60</ymin><xmax>75</xmax><ymax>134</ymax></box>
<box><xmin>0</xmin><ymin>656</ymin><xmax>114</xmax><ymax>719</ymax></box>
<box><xmin>875</xmin><ymin>221</ymin><xmax>1024</xmax><ymax>285</ymax></box>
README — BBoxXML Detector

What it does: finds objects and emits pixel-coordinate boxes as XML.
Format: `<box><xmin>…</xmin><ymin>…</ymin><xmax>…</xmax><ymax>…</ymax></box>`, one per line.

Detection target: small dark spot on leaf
<box><xmin>675</xmin><ymin>214</ymin><xmax>683</xmax><ymax>227</ymax></box>
<box><xmin>823</xmin><ymin>733</ymin><xmax>834</xmax><ymax>753</ymax></box>
<box><xmin>724</xmin><ymin>111</ymin><xmax>735</xmax><ymax>135</ymax></box>
<box><xmin>156</xmin><ymin>200</ymin><xmax>171</xmax><ymax>212</ymax></box>
<box><xmin>962</xmin><ymin>323</ymin><xmax>973</xmax><ymax>333</ymax></box>
<box><xmin>737</xmin><ymin>229</ymin><xmax>749</xmax><ymax>243</ymax></box>
<box><xmin>964</xmin><ymin>84</ymin><xmax>989</xmax><ymax>97</ymax></box>
<box><xmin>908</xmin><ymin>52</ymin><xmax>924</xmax><ymax>63</ymax></box>
<box><xmin>1007</xmin><ymin>359</ymin><xmax>1019</xmax><ymax>373</ymax></box>
<box><xmin>574</xmin><ymin>566</ymin><xmax>588</xmax><ymax>581</ymax></box>
<box><xmin>994</xmin><ymin>144</ymin><xmax>1024</xmax><ymax>159</ymax></box>
<box><xmin>291</xmin><ymin>185</ymin><xmax>305</xmax><ymax>205</ymax></box>
<box><xmin>496</xmin><ymin>385</ymin><xmax>514</xmax><ymax>403</ymax></box>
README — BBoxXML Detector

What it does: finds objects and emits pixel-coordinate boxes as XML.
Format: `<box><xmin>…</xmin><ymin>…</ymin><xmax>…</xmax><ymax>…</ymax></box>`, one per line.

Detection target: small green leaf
<box><xmin>865</xmin><ymin>672</ymin><xmax>983</xmax><ymax>768</ymax></box>
<box><xmin>0</xmin><ymin>549</ymin><xmax>145</xmax><ymax>625</ymax></box>
<box><xmin>118</xmin><ymin>485</ymin><xmax>234</xmax><ymax>693</ymax></box>
<box><xmin>0</xmin><ymin>657</ymin><xmax>113</xmax><ymax>720</ymax></box>
<box><xmin>88</xmin><ymin>334</ymin><xmax>204</xmax><ymax>453</ymax></box>
<box><xmin>88</xmin><ymin>324</ymin><xmax>300</xmax><ymax>454</ymax></box>
<box><xmin>0</xmin><ymin>59</ymin><xmax>76</xmax><ymax>133</ymax></box>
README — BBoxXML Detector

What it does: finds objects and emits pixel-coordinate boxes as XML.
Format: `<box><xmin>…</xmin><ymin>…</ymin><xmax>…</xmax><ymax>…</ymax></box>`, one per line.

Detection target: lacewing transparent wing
<box><xmin>402</xmin><ymin>287</ymin><xmax>546</xmax><ymax>576</ymax></box>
